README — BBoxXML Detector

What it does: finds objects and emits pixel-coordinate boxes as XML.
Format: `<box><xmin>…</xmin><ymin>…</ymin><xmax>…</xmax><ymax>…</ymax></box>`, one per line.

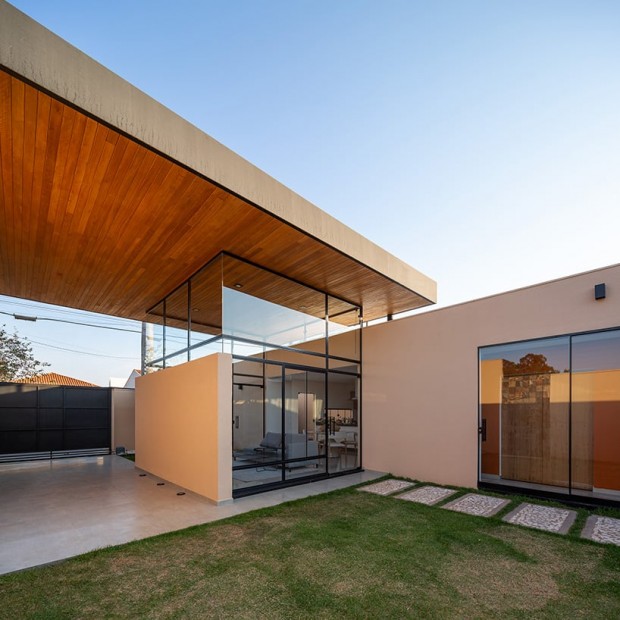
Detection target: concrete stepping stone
<box><xmin>358</xmin><ymin>479</ymin><xmax>415</xmax><ymax>496</ymax></box>
<box><xmin>442</xmin><ymin>493</ymin><xmax>510</xmax><ymax>517</ymax></box>
<box><xmin>581</xmin><ymin>515</ymin><xmax>620</xmax><ymax>546</ymax></box>
<box><xmin>503</xmin><ymin>502</ymin><xmax>576</xmax><ymax>534</ymax></box>
<box><xmin>396</xmin><ymin>485</ymin><xmax>457</xmax><ymax>506</ymax></box>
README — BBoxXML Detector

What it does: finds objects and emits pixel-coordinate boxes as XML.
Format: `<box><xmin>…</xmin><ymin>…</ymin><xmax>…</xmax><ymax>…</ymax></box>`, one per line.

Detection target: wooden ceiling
<box><xmin>157</xmin><ymin>254</ymin><xmax>361</xmax><ymax>336</ymax></box>
<box><xmin>0</xmin><ymin>69</ymin><xmax>432</xmax><ymax>324</ymax></box>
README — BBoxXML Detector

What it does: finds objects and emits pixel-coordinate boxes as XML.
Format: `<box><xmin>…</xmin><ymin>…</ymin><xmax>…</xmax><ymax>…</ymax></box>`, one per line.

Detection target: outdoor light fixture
<box><xmin>234</xmin><ymin>283</ymin><xmax>243</xmax><ymax>289</ymax></box>
<box><xmin>13</xmin><ymin>313</ymin><xmax>37</xmax><ymax>321</ymax></box>
<box><xmin>595</xmin><ymin>283</ymin><xmax>606</xmax><ymax>300</ymax></box>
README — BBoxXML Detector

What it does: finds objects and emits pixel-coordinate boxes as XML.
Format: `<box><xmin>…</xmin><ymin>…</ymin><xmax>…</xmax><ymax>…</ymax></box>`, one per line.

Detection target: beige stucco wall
<box><xmin>135</xmin><ymin>353</ymin><xmax>232</xmax><ymax>503</ymax></box>
<box><xmin>363</xmin><ymin>264</ymin><xmax>620</xmax><ymax>488</ymax></box>
<box><xmin>0</xmin><ymin>1</ymin><xmax>435</xmax><ymax>303</ymax></box>
<box><xmin>111</xmin><ymin>388</ymin><xmax>135</xmax><ymax>452</ymax></box>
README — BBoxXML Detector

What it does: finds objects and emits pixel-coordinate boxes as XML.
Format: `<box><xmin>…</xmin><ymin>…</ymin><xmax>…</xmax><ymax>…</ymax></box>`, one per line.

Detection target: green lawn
<box><xmin>2</xmin><ymin>482</ymin><xmax>620</xmax><ymax>619</ymax></box>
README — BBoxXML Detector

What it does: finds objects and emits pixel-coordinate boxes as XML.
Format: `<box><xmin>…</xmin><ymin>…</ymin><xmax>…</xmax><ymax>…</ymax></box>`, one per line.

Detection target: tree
<box><xmin>0</xmin><ymin>325</ymin><xmax>50</xmax><ymax>381</ymax></box>
<box><xmin>503</xmin><ymin>353</ymin><xmax>556</xmax><ymax>376</ymax></box>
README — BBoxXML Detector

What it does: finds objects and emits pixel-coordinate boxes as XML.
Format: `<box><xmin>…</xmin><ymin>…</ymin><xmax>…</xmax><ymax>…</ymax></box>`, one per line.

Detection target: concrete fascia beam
<box><xmin>0</xmin><ymin>0</ymin><xmax>436</xmax><ymax>304</ymax></box>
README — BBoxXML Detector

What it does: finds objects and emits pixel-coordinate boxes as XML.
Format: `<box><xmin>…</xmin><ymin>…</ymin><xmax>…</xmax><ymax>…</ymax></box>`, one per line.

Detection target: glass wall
<box><xmin>143</xmin><ymin>252</ymin><xmax>362</xmax><ymax>495</ymax></box>
<box><xmin>479</xmin><ymin>328</ymin><xmax>620</xmax><ymax>501</ymax></box>
<box><xmin>571</xmin><ymin>330</ymin><xmax>620</xmax><ymax>498</ymax></box>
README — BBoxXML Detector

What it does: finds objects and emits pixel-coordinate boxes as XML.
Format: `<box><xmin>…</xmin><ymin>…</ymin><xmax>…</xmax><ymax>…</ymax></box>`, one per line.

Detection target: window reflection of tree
<box><xmin>503</xmin><ymin>353</ymin><xmax>556</xmax><ymax>377</ymax></box>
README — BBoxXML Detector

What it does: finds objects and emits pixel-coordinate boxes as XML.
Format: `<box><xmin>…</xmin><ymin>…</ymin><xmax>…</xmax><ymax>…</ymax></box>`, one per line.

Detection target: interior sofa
<box><xmin>255</xmin><ymin>432</ymin><xmax>319</xmax><ymax>468</ymax></box>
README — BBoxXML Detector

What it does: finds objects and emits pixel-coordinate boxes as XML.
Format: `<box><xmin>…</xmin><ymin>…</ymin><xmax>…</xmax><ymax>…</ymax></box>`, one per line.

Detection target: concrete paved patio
<box><xmin>0</xmin><ymin>455</ymin><xmax>383</xmax><ymax>575</ymax></box>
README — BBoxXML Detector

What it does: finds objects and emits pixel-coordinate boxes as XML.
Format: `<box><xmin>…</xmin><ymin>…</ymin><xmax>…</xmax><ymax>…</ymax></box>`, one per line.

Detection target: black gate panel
<box><xmin>0</xmin><ymin>383</ymin><xmax>111</xmax><ymax>462</ymax></box>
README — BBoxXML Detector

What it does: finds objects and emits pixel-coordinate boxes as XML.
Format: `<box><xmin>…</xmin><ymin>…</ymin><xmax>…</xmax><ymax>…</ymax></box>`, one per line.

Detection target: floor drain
<box><xmin>157</xmin><ymin>482</ymin><xmax>165</xmax><ymax>486</ymax></box>
<box><xmin>177</xmin><ymin>492</ymin><xmax>186</xmax><ymax>496</ymax></box>
<box><xmin>139</xmin><ymin>474</ymin><xmax>146</xmax><ymax>477</ymax></box>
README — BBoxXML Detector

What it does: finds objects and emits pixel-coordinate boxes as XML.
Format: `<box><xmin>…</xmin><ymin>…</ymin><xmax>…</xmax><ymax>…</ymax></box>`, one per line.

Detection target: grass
<box><xmin>1</xmin><ymin>481</ymin><xmax>620</xmax><ymax>619</ymax></box>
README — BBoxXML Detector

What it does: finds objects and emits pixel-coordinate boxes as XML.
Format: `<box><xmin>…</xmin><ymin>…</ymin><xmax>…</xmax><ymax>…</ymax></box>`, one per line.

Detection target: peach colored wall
<box><xmin>135</xmin><ymin>353</ymin><xmax>232</xmax><ymax>503</ymax></box>
<box><xmin>111</xmin><ymin>388</ymin><xmax>135</xmax><ymax>452</ymax></box>
<box><xmin>363</xmin><ymin>264</ymin><xmax>620</xmax><ymax>488</ymax></box>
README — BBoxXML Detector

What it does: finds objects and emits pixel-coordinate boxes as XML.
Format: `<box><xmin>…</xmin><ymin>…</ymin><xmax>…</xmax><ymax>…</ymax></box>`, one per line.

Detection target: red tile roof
<box><xmin>13</xmin><ymin>372</ymin><xmax>99</xmax><ymax>387</ymax></box>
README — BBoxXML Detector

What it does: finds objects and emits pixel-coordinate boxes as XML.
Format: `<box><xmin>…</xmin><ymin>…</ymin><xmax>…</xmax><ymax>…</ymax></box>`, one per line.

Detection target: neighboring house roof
<box><xmin>109</xmin><ymin>370</ymin><xmax>142</xmax><ymax>388</ymax></box>
<box><xmin>13</xmin><ymin>373</ymin><xmax>99</xmax><ymax>387</ymax></box>
<box><xmin>124</xmin><ymin>369</ymin><xmax>142</xmax><ymax>389</ymax></box>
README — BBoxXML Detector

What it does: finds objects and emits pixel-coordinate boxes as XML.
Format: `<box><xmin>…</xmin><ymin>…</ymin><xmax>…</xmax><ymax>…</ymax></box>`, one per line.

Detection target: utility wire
<box><xmin>0</xmin><ymin>298</ymin><xmax>142</xmax><ymax>327</ymax></box>
<box><xmin>0</xmin><ymin>310</ymin><xmax>142</xmax><ymax>334</ymax></box>
<box><xmin>29</xmin><ymin>338</ymin><xmax>139</xmax><ymax>360</ymax></box>
<box><xmin>0</xmin><ymin>309</ymin><xmax>188</xmax><ymax>343</ymax></box>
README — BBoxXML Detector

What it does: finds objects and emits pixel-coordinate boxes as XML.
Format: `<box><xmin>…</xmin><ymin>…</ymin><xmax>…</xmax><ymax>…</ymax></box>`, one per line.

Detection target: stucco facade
<box><xmin>136</xmin><ymin>354</ymin><xmax>233</xmax><ymax>504</ymax></box>
<box><xmin>362</xmin><ymin>264</ymin><xmax>620</xmax><ymax>489</ymax></box>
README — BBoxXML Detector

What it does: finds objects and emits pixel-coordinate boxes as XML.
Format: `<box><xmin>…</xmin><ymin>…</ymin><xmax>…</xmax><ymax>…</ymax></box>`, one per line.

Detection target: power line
<box><xmin>29</xmin><ymin>338</ymin><xmax>139</xmax><ymax>360</ymax></box>
<box><xmin>0</xmin><ymin>310</ymin><xmax>142</xmax><ymax>334</ymax></box>
<box><xmin>0</xmin><ymin>309</ymin><xmax>189</xmax><ymax>343</ymax></box>
<box><xmin>0</xmin><ymin>297</ymin><xmax>143</xmax><ymax>327</ymax></box>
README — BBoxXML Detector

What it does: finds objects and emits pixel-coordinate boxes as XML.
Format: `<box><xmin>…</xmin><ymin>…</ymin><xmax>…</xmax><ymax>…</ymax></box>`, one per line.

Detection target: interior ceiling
<box><xmin>0</xmin><ymin>69</ymin><xmax>431</xmax><ymax>324</ymax></box>
<box><xmin>160</xmin><ymin>255</ymin><xmax>361</xmax><ymax>335</ymax></box>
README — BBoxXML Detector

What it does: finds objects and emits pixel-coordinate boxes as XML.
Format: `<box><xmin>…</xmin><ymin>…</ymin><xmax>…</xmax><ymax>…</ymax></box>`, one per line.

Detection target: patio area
<box><xmin>0</xmin><ymin>455</ymin><xmax>382</xmax><ymax>575</ymax></box>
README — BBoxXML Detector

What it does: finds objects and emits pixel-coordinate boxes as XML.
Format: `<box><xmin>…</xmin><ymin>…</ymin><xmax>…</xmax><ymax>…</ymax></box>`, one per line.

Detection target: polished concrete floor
<box><xmin>0</xmin><ymin>455</ymin><xmax>383</xmax><ymax>575</ymax></box>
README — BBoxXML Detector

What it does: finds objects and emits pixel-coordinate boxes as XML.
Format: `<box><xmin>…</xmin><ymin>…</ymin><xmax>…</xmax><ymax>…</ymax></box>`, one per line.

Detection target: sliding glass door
<box><xmin>480</xmin><ymin>337</ymin><xmax>570</xmax><ymax>490</ymax></box>
<box><xmin>283</xmin><ymin>368</ymin><xmax>327</xmax><ymax>481</ymax></box>
<box><xmin>232</xmin><ymin>362</ymin><xmax>331</xmax><ymax>493</ymax></box>
<box><xmin>479</xmin><ymin>328</ymin><xmax>620</xmax><ymax>501</ymax></box>
<box><xmin>571</xmin><ymin>330</ymin><xmax>620</xmax><ymax>499</ymax></box>
<box><xmin>232</xmin><ymin>360</ymin><xmax>282</xmax><ymax>492</ymax></box>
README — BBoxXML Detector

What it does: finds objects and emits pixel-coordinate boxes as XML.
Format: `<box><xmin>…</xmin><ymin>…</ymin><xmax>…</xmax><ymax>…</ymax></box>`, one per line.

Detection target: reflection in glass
<box><xmin>327</xmin><ymin>296</ymin><xmax>361</xmax><ymax>361</ymax></box>
<box><xmin>232</xmin><ymin>361</ymin><xmax>281</xmax><ymax>491</ymax></box>
<box><xmin>144</xmin><ymin>301</ymin><xmax>165</xmax><ymax>371</ymax></box>
<box><xmin>222</xmin><ymin>255</ymin><xmax>327</xmax><ymax>352</ymax></box>
<box><xmin>479</xmin><ymin>337</ymin><xmax>570</xmax><ymax>489</ymax></box>
<box><xmin>480</xmin><ymin>329</ymin><xmax>620</xmax><ymax>501</ymax></box>
<box><xmin>189</xmin><ymin>256</ymin><xmax>222</xmax><ymax>357</ymax></box>
<box><xmin>283</xmin><ymin>368</ymin><xmax>327</xmax><ymax>480</ymax></box>
<box><xmin>572</xmin><ymin>330</ymin><xmax>620</xmax><ymax>497</ymax></box>
<box><xmin>165</xmin><ymin>283</ymin><xmax>189</xmax><ymax>359</ymax></box>
<box><xmin>222</xmin><ymin>287</ymin><xmax>326</xmax><ymax>350</ymax></box>
<box><xmin>326</xmin><ymin>373</ymin><xmax>360</xmax><ymax>471</ymax></box>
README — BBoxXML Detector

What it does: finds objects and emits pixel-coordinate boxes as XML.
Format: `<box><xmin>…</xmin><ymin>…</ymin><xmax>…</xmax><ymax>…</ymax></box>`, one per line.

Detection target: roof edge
<box><xmin>0</xmin><ymin>1</ymin><xmax>436</xmax><ymax>304</ymax></box>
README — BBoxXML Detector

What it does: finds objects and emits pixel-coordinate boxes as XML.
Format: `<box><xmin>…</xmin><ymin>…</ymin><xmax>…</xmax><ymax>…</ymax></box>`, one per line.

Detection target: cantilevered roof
<box><xmin>0</xmin><ymin>2</ymin><xmax>436</xmax><ymax>324</ymax></box>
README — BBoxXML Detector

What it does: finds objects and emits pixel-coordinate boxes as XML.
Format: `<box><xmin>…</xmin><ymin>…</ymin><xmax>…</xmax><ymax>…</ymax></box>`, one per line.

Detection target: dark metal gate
<box><xmin>0</xmin><ymin>383</ymin><xmax>111</xmax><ymax>462</ymax></box>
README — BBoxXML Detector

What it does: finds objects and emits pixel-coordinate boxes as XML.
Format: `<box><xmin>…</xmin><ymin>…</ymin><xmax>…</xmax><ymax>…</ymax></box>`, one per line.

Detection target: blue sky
<box><xmin>3</xmin><ymin>0</ymin><xmax>620</xmax><ymax>384</ymax></box>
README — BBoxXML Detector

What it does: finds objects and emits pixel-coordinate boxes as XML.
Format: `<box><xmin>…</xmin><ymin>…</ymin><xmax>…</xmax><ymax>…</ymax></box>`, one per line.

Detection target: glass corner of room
<box><xmin>327</xmin><ymin>295</ymin><xmax>362</xmax><ymax>365</ymax></box>
<box><xmin>142</xmin><ymin>254</ymin><xmax>225</xmax><ymax>373</ymax></box>
<box><xmin>141</xmin><ymin>252</ymin><xmax>363</xmax><ymax>496</ymax></box>
<box><xmin>221</xmin><ymin>254</ymin><xmax>328</xmax><ymax>356</ymax></box>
